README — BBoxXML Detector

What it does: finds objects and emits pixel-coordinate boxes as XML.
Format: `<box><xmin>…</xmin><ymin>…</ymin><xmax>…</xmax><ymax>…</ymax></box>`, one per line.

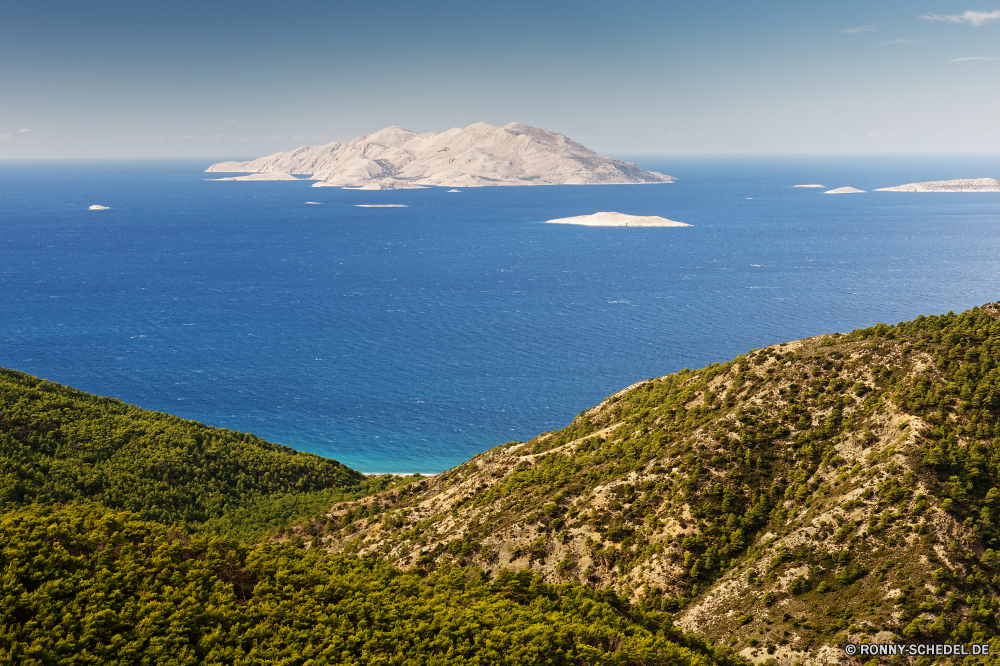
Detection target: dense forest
<box><xmin>0</xmin><ymin>504</ymin><xmax>745</xmax><ymax>666</ymax></box>
<box><xmin>0</xmin><ymin>367</ymin><xmax>742</xmax><ymax>665</ymax></box>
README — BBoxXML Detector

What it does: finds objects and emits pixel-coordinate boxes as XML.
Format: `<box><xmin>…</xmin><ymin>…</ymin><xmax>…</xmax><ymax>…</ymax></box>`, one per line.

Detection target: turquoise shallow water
<box><xmin>1</xmin><ymin>155</ymin><xmax>998</xmax><ymax>472</ymax></box>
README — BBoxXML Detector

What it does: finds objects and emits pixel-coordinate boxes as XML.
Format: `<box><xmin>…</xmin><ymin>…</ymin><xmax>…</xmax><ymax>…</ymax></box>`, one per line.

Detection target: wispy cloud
<box><xmin>113</xmin><ymin>134</ymin><xmax>224</xmax><ymax>142</ymax></box>
<box><xmin>0</xmin><ymin>133</ymin><xmax>12</xmax><ymax>141</ymax></box>
<box><xmin>230</xmin><ymin>135</ymin><xmax>286</xmax><ymax>142</ymax></box>
<box><xmin>841</xmin><ymin>25</ymin><xmax>875</xmax><ymax>33</ymax></box>
<box><xmin>19</xmin><ymin>128</ymin><xmax>32</xmax><ymax>133</ymax></box>
<box><xmin>868</xmin><ymin>131</ymin><xmax>897</xmax><ymax>139</ymax></box>
<box><xmin>882</xmin><ymin>38</ymin><xmax>920</xmax><ymax>45</ymax></box>
<box><xmin>948</xmin><ymin>55</ymin><xmax>997</xmax><ymax>61</ymax></box>
<box><xmin>923</xmin><ymin>9</ymin><xmax>1000</xmax><ymax>26</ymax></box>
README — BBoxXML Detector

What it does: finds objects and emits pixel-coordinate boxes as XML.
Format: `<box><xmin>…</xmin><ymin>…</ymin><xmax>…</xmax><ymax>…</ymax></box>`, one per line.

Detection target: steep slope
<box><xmin>206</xmin><ymin>122</ymin><xmax>675</xmax><ymax>188</ymax></box>
<box><xmin>304</xmin><ymin>305</ymin><xmax>1000</xmax><ymax>664</ymax></box>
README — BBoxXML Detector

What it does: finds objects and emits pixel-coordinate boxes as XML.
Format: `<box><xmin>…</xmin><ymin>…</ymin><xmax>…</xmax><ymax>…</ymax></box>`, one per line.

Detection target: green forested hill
<box><xmin>307</xmin><ymin>304</ymin><xmax>1000</xmax><ymax>664</ymax></box>
<box><xmin>0</xmin><ymin>504</ymin><xmax>743</xmax><ymax>666</ymax></box>
<box><xmin>0</xmin><ymin>368</ymin><xmax>744</xmax><ymax>665</ymax></box>
<box><xmin>0</xmin><ymin>367</ymin><xmax>396</xmax><ymax>538</ymax></box>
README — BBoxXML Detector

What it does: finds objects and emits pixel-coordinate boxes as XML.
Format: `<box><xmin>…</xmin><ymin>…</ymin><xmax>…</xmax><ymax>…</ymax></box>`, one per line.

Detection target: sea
<box><xmin>1</xmin><ymin>155</ymin><xmax>998</xmax><ymax>473</ymax></box>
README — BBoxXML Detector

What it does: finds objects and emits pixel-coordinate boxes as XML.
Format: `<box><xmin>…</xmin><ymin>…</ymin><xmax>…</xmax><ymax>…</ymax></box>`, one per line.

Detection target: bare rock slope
<box><xmin>206</xmin><ymin>122</ymin><xmax>675</xmax><ymax>188</ymax></box>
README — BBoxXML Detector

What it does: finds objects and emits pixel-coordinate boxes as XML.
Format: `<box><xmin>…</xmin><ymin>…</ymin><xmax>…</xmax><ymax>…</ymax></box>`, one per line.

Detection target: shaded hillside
<box><xmin>305</xmin><ymin>304</ymin><xmax>1000</xmax><ymax>664</ymax></box>
<box><xmin>0</xmin><ymin>368</ymin><xmax>395</xmax><ymax>538</ymax></box>
<box><xmin>0</xmin><ymin>503</ymin><xmax>745</xmax><ymax>666</ymax></box>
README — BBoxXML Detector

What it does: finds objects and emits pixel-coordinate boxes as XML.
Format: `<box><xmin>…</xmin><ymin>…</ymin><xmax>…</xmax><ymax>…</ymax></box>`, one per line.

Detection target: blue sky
<box><xmin>1</xmin><ymin>0</ymin><xmax>997</xmax><ymax>157</ymax></box>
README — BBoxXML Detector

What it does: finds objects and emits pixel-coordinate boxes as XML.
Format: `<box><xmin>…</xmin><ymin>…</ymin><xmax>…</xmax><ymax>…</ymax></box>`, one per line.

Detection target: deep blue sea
<box><xmin>2</xmin><ymin>155</ymin><xmax>998</xmax><ymax>472</ymax></box>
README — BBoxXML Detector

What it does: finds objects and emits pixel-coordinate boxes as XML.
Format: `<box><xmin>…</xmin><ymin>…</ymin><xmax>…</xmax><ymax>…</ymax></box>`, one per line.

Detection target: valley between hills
<box><xmin>7</xmin><ymin>304</ymin><xmax>1000</xmax><ymax>664</ymax></box>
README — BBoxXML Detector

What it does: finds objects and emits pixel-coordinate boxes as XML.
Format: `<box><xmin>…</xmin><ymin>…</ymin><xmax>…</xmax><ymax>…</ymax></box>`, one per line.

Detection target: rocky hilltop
<box><xmin>300</xmin><ymin>304</ymin><xmax>1000</xmax><ymax>664</ymax></box>
<box><xmin>206</xmin><ymin>122</ymin><xmax>675</xmax><ymax>189</ymax></box>
<box><xmin>875</xmin><ymin>178</ymin><xmax>1000</xmax><ymax>193</ymax></box>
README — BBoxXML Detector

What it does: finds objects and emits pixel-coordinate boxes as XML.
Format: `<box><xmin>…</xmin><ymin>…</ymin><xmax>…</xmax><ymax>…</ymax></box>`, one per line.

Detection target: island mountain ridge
<box><xmin>206</xmin><ymin>122</ymin><xmax>675</xmax><ymax>189</ymax></box>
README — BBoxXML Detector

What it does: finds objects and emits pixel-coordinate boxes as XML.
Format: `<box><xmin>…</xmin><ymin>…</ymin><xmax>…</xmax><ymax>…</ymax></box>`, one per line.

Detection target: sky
<box><xmin>1</xmin><ymin>0</ymin><xmax>998</xmax><ymax>158</ymax></box>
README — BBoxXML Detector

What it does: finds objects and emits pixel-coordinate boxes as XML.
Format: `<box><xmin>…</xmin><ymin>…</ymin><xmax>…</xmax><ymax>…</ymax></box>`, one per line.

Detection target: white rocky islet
<box><xmin>875</xmin><ymin>178</ymin><xmax>1000</xmax><ymax>192</ymax></box>
<box><xmin>544</xmin><ymin>212</ymin><xmax>690</xmax><ymax>227</ymax></box>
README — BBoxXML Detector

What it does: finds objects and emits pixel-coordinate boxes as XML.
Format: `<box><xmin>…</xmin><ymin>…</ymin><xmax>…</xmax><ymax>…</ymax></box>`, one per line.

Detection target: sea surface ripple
<box><xmin>2</xmin><ymin>155</ymin><xmax>998</xmax><ymax>472</ymax></box>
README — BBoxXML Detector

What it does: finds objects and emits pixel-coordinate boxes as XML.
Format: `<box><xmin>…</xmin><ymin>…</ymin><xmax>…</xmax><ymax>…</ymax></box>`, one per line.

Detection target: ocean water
<box><xmin>1</xmin><ymin>155</ymin><xmax>998</xmax><ymax>472</ymax></box>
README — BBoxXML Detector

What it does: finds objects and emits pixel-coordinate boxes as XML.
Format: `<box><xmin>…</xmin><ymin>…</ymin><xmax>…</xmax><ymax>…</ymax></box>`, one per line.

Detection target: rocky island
<box><xmin>545</xmin><ymin>212</ymin><xmax>690</xmax><ymax>227</ymax></box>
<box><xmin>875</xmin><ymin>177</ymin><xmax>1000</xmax><ymax>192</ymax></box>
<box><xmin>206</xmin><ymin>122</ymin><xmax>675</xmax><ymax>189</ymax></box>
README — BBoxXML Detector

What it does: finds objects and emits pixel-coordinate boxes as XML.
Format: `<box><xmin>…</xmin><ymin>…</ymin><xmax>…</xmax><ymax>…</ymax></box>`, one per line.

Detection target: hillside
<box><xmin>0</xmin><ymin>368</ymin><xmax>743</xmax><ymax>666</ymax></box>
<box><xmin>297</xmin><ymin>304</ymin><xmax>1000</xmax><ymax>664</ymax></box>
<box><xmin>10</xmin><ymin>305</ymin><xmax>1000</xmax><ymax>664</ymax></box>
<box><xmin>205</xmin><ymin>122</ymin><xmax>675</xmax><ymax>188</ymax></box>
<box><xmin>2</xmin><ymin>503</ymin><xmax>746</xmax><ymax>666</ymax></box>
<box><xmin>0</xmin><ymin>367</ymin><xmax>399</xmax><ymax>538</ymax></box>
